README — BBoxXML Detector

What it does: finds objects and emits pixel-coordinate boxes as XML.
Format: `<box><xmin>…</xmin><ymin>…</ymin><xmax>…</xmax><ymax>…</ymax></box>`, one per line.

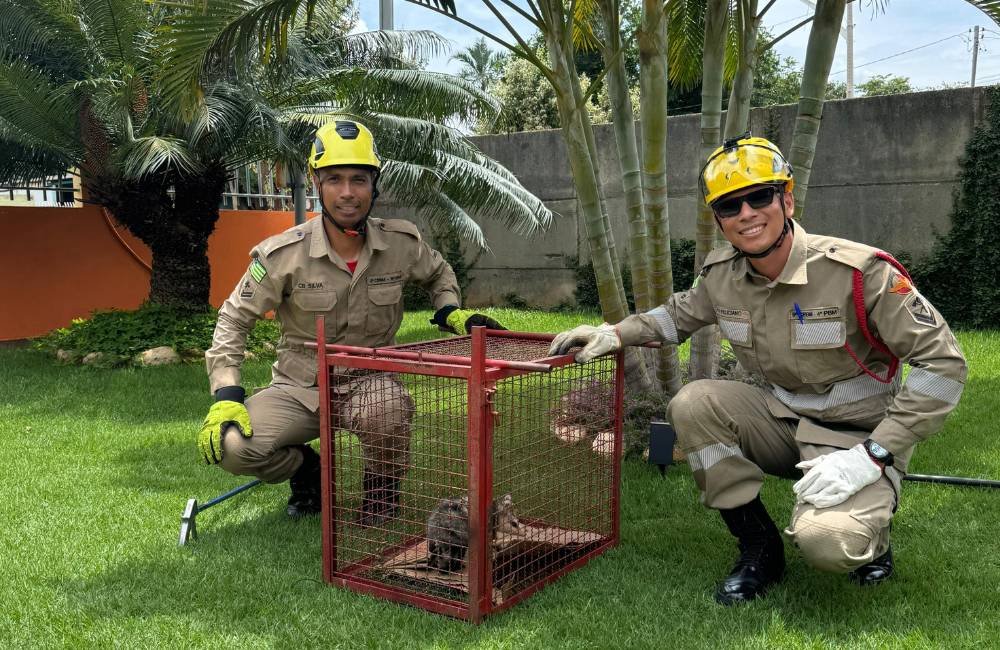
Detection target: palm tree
<box><xmin>451</xmin><ymin>37</ymin><xmax>505</xmax><ymax>91</ymax></box>
<box><xmin>0</xmin><ymin>0</ymin><xmax>551</xmax><ymax>309</ymax></box>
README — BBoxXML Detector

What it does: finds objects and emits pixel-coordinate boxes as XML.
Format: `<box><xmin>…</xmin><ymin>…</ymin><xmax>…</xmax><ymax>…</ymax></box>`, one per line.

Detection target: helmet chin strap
<box><xmin>716</xmin><ymin>192</ymin><xmax>792</xmax><ymax>260</ymax></box>
<box><xmin>320</xmin><ymin>175</ymin><xmax>380</xmax><ymax>238</ymax></box>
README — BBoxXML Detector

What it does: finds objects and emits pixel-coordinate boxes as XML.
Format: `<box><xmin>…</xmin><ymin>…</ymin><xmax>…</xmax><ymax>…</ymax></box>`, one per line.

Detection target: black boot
<box><xmin>715</xmin><ymin>496</ymin><xmax>786</xmax><ymax>605</ymax></box>
<box><xmin>849</xmin><ymin>545</ymin><xmax>894</xmax><ymax>586</ymax></box>
<box><xmin>286</xmin><ymin>445</ymin><xmax>321</xmax><ymax>518</ymax></box>
<box><xmin>357</xmin><ymin>469</ymin><xmax>401</xmax><ymax>528</ymax></box>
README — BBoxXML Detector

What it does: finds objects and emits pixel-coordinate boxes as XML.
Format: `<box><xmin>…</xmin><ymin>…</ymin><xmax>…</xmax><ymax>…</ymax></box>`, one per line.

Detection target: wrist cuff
<box><xmin>214</xmin><ymin>386</ymin><xmax>246</xmax><ymax>403</ymax></box>
<box><xmin>430</xmin><ymin>305</ymin><xmax>459</xmax><ymax>328</ymax></box>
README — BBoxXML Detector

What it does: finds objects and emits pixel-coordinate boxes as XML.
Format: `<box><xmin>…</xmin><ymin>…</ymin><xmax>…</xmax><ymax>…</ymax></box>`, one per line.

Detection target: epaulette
<box><xmin>254</xmin><ymin>224</ymin><xmax>307</xmax><ymax>258</ymax></box>
<box><xmin>701</xmin><ymin>244</ymin><xmax>741</xmax><ymax>271</ymax></box>
<box><xmin>376</xmin><ymin>218</ymin><xmax>422</xmax><ymax>241</ymax></box>
<box><xmin>811</xmin><ymin>234</ymin><xmax>879</xmax><ymax>272</ymax></box>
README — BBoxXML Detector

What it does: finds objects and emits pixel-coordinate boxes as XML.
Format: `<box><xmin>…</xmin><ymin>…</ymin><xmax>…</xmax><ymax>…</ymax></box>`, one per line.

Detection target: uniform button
<box><xmin>296</xmin><ymin>231</ymin><xmax>304</xmax><ymax>238</ymax></box>
<box><xmin>828</xmin><ymin>246</ymin><xmax>837</xmax><ymax>253</ymax></box>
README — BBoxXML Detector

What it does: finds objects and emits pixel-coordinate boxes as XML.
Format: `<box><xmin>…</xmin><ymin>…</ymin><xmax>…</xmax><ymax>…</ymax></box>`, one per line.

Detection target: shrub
<box><xmin>574</xmin><ymin>238</ymin><xmax>697</xmax><ymax>311</ymax></box>
<box><xmin>403</xmin><ymin>224</ymin><xmax>471</xmax><ymax>310</ymax></box>
<box><xmin>907</xmin><ymin>87</ymin><xmax>1000</xmax><ymax>329</ymax></box>
<box><xmin>35</xmin><ymin>303</ymin><xmax>280</xmax><ymax>366</ymax></box>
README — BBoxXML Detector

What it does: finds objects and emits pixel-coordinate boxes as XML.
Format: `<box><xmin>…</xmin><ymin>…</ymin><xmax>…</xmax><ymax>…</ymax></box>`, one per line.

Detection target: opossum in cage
<box><xmin>426</xmin><ymin>492</ymin><xmax>521</xmax><ymax>573</ymax></box>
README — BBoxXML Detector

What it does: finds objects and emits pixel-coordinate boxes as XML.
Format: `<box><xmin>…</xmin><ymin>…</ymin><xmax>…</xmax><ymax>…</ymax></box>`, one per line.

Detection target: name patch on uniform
<box><xmin>296</xmin><ymin>281</ymin><xmax>325</xmax><ymax>290</ymax></box>
<box><xmin>715</xmin><ymin>307</ymin><xmax>750</xmax><ymax>319</ymax></box>
<box><xmin>249</xmin><ymin>259</ymin><xmax>268</xmax><ymax>283</ymax></box>
<box><xmin>786</xmin><ymin>306</ymin><xmax>841</xmax><ymax>320</ymax></box>
<box><xmin>907</xmin><ymin>294</ymin><xmax>937</xmax><ymax>327</ymax></box>
<box><xmin>368</xmin><ymin>272</ymin><xmax>403</xmax><ymax>286</ymax></box>
<box><xmin>240</xmin><ymin>279</ymin><xmax>255</xmax><ymax>299</ymax></box>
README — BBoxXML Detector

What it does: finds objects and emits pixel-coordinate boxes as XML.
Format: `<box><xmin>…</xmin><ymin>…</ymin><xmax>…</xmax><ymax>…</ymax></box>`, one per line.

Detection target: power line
<box><xmin>830</xmin><ymin>32</ymin><xmax>966</xmax><ymax>77</ymax></box>
<box><xmin>769</xmin><ymin>12</ymin><xmax>812</xmax><ymax>28</ymax></box>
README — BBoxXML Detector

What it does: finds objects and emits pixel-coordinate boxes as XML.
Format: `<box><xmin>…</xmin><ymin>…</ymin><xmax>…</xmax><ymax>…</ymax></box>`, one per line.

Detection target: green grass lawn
<box><xmin>2</xmin><ymin>311</ymin><xmax>999</xmax><ymax>648</ymax></box>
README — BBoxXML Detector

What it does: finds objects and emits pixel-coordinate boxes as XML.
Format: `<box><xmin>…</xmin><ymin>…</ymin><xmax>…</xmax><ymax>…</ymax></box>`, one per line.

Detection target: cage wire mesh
<box><xmin>318</xmin><ymin>330</ymin><xmax>621</xmax><ymax>621</ymax></box>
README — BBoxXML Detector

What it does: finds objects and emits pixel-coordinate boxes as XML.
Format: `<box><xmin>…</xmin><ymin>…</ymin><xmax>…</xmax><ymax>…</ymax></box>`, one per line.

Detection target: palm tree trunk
<box><xmin>723</xmin><ymin>0</ymin><xmax>760</xmax><ymax>139</ymax></box>
<box><xmin>639</xmin><ymin>0</ymin><xmax>681</xmax><ymax>395</ymax></box>
<box><xmin>598</xmin><ymin>0</ymin><xmax>651</xmax><ymax>314</ymax></box>
<box><xmin>789</xmin><ymin>0</ymin><xmax>846</xmax><ymax>222</ymax></box>
<box><xmin>95</xmin><ymin>163</ymin><xmax>228</xmax><ymax>310</ymax></box>
<box><xmin>542</xmin><ymin>29</ymin><xmax>628</xmax><ymax>325</ymax></box>
<box><xmin>689</xmin><ymin>0</ymin><xmax>728</xmax><ymax>381</ymax></box>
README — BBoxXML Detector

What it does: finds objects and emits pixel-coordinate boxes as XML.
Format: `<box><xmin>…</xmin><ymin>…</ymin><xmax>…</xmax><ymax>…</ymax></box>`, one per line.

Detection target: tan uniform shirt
<box><xmin>206</xmin><ymin>215</ymin><xmax>460</xmax><ymax>407</ymax></box>
<box><xmin>618</xmin><ymin>221</ymin><xmax>967</xmax><ymax>462</ymax></box>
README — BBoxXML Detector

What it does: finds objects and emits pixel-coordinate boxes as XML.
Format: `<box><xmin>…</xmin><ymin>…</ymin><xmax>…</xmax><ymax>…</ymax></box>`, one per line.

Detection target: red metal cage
<box><xmin>311</xmin><ymin>320</ymin><xmax>623</xmax><ymax>622</ymax></box>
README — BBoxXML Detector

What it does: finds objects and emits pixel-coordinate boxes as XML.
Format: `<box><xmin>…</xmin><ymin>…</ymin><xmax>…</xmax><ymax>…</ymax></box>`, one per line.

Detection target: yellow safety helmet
<box><xmin>308</xmin><ymin>120</ymin><xmax>381</xmax><ymax>172</ymax></box>
<box><xmin>700</xmin><ymin>133</ymin><xmax>794</xmax><ymax>206</ymax></box>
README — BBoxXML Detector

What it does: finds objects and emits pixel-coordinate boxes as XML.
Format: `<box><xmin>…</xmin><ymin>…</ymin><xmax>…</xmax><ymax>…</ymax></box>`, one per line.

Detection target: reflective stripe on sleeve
<box><xmin>905</xmin><ymin>367</ymin><xmax>964</xmax><ymax>405</ymax></box>
<box><xmin>645</xmin><ymin>306</ymin><xmax>679</xmax><ymax>344</ymax></box>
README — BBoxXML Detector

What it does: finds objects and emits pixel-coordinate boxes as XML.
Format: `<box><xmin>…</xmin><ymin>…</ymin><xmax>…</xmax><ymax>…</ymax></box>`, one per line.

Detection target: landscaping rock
<box><xmin>136</xmin><ymin>346</ymin><xmax>181</xmax><ymax>366</ymax></box>
<box><xmin>56</xmin><ymin>349</ymin><xmax>80</xmax><ymax>363</ymax></box>
<box><xmin>82</xmin><ymin>352</ymin><xmax>105</xmax><ymax>365</ymax></box>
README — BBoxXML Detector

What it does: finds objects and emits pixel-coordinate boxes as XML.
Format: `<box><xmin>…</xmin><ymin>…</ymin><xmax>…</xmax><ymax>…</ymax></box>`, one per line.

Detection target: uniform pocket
<box><xmin>715</xmin><ymin>307</ymin><xmax>753</xmax><ymax>348</ymax></box>
<box><xmin>366</xmin><ymin>282</ymin><xmax>403</xmax><ymax>337</ymax></box>
<box><xmin>789</xmin><ymin>306</ymin><xmax>850</xmax><ymax>384</ymax></box>
<box><xmin>291</xmin><ymin>289</ymin><xmax>337</xmax><ymax>312</ymax></box>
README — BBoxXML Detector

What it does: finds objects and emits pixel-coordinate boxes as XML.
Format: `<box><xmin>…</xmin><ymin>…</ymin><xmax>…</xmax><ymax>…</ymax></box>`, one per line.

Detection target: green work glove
<box><xmin>198</xmin><ymin>388</ymin><xmax>252</xmax><ymax>465</ymax></box>
<box><xmin>431</xmin><ymin>305</ymin><xmax>507</xmax><ymax>335</ymax></box>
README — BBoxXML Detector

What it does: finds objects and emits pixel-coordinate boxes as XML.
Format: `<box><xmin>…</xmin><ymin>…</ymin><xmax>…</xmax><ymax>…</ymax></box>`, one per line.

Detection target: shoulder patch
<box><xmin>377</xmin><ymin>218</ymin><xmax>422</xmax><ymax>241</ymax></box>
<box><xmin>257</xmin><ymin>226</ymin><xmax>306</xmax><ymax>258</ymax></box>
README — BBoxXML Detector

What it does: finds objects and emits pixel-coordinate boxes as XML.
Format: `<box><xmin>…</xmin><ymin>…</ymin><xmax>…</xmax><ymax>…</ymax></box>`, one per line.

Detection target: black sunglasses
<box><xmin>712</xmin><ymin>185</ymin><xmax>780</xmax><ymax>218</ymax></box>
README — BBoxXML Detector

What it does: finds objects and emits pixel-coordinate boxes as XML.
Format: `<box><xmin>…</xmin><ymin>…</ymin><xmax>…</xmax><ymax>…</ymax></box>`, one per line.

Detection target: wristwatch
<box><xmin>863</xmin><ymin>439</ymin><xmax>894</xmax><ymax>467</ymax></box>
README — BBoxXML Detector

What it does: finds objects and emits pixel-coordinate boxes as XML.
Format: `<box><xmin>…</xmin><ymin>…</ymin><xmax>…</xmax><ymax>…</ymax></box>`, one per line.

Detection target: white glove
<box><xmin>548</xmin><ymin>323</ymin><xmax>621</xmax><ymax>363</ymax></box>
<box><xmin>792</xmin><ymin>444</ymin><xmax>882</xmax><ymax>509</ymax></box>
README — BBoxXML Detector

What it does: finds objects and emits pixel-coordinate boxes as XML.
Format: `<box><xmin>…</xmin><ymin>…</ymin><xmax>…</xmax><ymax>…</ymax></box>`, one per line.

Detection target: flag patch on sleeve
<box><xmin>249</xmin><ymin>259</ymin><xmax>268</xmax><ymax>283</ymax></box>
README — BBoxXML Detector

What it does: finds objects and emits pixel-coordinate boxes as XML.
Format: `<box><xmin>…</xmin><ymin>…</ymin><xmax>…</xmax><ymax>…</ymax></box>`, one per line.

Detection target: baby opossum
<box><xmin>426</xmin><ymin>493</ymin><xmax>521</xmax><ymax>573</ymax></box>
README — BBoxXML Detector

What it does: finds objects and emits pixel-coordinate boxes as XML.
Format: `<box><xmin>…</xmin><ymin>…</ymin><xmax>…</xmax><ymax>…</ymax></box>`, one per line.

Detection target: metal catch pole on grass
<box><xmin>178</xmin><ymin>479</ymin><xmax>263</xmax><ymax>546</ymax></box>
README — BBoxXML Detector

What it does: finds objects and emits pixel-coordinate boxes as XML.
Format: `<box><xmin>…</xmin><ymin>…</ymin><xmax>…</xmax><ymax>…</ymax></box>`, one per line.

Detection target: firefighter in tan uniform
<box><xmin>551</xmin><ymin>134</ymin><xmax>967</xmax><ymax>604</ymax></box>
<box><xmin>197</xmin><ymin>120</ymin><xmax>503</xmax><ymax>523</ymax></box>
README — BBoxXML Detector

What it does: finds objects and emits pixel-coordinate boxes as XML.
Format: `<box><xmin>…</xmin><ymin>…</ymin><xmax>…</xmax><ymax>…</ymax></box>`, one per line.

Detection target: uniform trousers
<box><xmin>668</xmin><ymin>379</ymin><xmax>896</xmax><ymax>573</ymax></box>
<box><xmin>219</xmin><ymin>374</ymin><xmax>414</xmax><ymax>484</ymax></box>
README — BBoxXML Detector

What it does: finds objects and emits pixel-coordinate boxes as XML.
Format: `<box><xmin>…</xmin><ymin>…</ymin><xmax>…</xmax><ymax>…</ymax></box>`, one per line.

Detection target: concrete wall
<box><xmin>382</xmin><ymin>87</ymin><xmax>992</xmax><ymax>307</ymax></box>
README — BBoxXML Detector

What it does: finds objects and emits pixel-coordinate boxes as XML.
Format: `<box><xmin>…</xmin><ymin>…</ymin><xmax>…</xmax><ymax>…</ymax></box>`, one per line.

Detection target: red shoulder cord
<box><xmin>842</xmin><ymin>251</ymin><xmax>911</xmax><ymax>384</ymax></box>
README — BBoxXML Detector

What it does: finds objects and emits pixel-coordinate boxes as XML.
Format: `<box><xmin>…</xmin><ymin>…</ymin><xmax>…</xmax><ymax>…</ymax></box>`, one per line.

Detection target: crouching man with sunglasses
<box><xmin>549</xmin><ymin>134</ymin><xmax>967</xmax><ymax>605</ymax></box>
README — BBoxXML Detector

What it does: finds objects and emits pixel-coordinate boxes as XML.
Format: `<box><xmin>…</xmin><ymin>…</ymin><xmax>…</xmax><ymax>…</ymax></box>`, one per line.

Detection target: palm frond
<box><xmin>0</xmin><ymin>57</ymin><xmax>81</xmax><ymax>158</ymax></box>
<box><xmin>116</xmin><ymin>134</ymin><xmax>201</xmax><ymax>177</ymax></box>
<box><xmin>723</xmin><ymin>0</ymin><xmax>741</xmax><ymax>82</ymax></box>
<box><xmin>77</xmin><ymin>0</ymin><xmax>143</xmax><ymax>63</ymax></box>
<box><xmin>434</xmin><ymin>152</ymin><xmax>552</xmax><ymax>236</ymax></box>
<box><xmin>155</xmin><ymin>0</ymin><xmax>311</xmax><ymax>112</ymax></box>
<box><xmin>666</xmin><ymin>0</ymin><xmax>708</xmax><ymax>89</ymax></box>
<box><xmin>339</xmin><ymin>29</ymin><xmax>452</xmax><ymax>66</ymax></box>
<box><xmin>571</xmin><ymin>0</ymin><xmax>604</xmax><ymax>53</ymax></box>
<box><xmin>0</xmin><ymin>132</ymin><xmax>77</xmax><ymax>184</ymax></box>
<box><xmin>400</xmin><ymin>186</ymin><xmax>487</xmax><ymax>249</ymax></box>
<box><xmin>279</xmin><ymin>67</ymin><xmax>499</xmax><ymax>124</ymax></box>
<box><xmin>0</xmin><ymin>0</ymin><xmax>90</xmax><ymax>73</ymax></box>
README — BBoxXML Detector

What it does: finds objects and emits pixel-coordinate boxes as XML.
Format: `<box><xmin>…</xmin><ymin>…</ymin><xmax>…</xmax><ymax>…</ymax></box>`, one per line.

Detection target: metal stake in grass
<box><xmin>178</xmin><ymin>479</ymin><xmax>263</xmax><ymax>545</ymax></box>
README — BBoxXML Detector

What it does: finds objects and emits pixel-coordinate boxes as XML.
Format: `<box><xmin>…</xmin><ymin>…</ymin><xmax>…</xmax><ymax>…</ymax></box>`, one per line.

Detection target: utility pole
<box><xmin>845</xmin><ymin>2</ymin><xmax>854</xmax><ymax>97</ymax></box>
<box><xmin>971</xmin><ymin>25</ymin><xmax>981</xmax><ymax>88</ymax></box>
<box><xmin>798</xmin><ymin>0</ymin><xmax>854</xmax><ymax>97</ymax></box>
<box><xmin>380</xmin><ymin>0</ymin><xmax>393</xmax><ymax>30</ymax></box>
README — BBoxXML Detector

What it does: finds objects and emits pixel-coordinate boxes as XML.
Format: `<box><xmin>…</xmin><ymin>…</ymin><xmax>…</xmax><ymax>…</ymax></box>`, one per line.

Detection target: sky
<box><xmin>355</xmin><ymin>0</ymin><xmax>1000</xmax><ymax>91</ymax></box>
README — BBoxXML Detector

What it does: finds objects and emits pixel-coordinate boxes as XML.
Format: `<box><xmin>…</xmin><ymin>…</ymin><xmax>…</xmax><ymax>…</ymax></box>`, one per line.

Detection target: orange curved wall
<box><xmin>0</xmin><ymin>206</ymin><xmax>312</xmax><ymax>341</ymax></box>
